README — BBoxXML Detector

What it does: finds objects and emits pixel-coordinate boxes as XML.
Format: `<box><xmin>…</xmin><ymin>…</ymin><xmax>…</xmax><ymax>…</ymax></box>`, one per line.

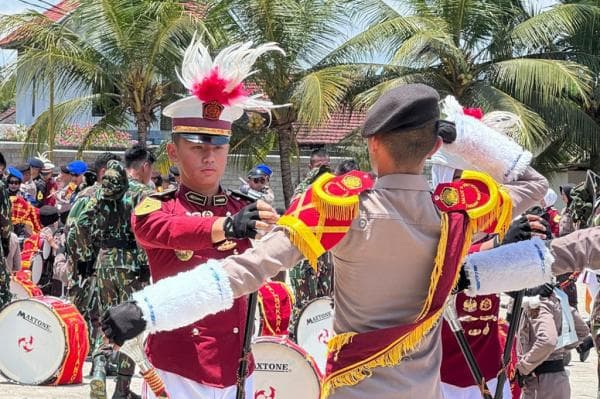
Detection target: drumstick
<box><xmin>120</xmin><ymin>335</ymin><xmax>169</xmax><ymax>398</ymax></box>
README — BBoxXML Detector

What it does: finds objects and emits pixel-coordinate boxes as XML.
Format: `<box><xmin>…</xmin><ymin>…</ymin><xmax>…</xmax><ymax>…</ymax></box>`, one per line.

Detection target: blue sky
<box><xmin>0</xmin><ymin>0</ymin><xmax>559</xmax><ymax>67</ymax></box>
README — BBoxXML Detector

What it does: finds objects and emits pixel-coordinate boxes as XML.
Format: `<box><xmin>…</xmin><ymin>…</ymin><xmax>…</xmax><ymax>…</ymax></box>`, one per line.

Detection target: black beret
<box><xmin>27</xmin><ymin>158</ymin><xmax>44</xmax><ymax>169</ymax></box>
<box><xmin>362</xmin><ymin>84</ymin><xmax>440</xmax><ymax>137</ymax></box>
<box><xmin>39</xmin><ymin>205</ymin><xmax>60</xmax><ymax>227</ymax></box>
<box><xmin>169</xmin><ymin>165</ymin><xmax>180</xmax><ymax>176</ymax></box>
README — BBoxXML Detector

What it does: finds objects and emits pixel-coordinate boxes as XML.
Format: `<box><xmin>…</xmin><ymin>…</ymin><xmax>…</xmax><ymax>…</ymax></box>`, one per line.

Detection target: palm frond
<box><xmin>511</xmin><ymin>4</ymin><xmax>600</xmax><ymax>49</ymax></box>
<box><xmin>464</xmin><ymin>83</ymin><xmax>550</xmax><ymax>150</ymax></box>
<box><xmin>322</xmin><ymin>15</ymin><xmax>447</xmax><ymax>64</ymax></box>
<box><xmin>390</xmin><ymin>30</ymin><xmax>465</xmax><ymax>70</ymax></box>
<box><xmin>22</xmin><ymin>94</ymin><xmax>102</xmax><ymax>157</ymax></box>
<box><xmin>488</xmin><ymin>58</ymin><xmax>593</xmax><ymax>107</ymax></box>
<box><xmin>292</xmin><ymin>65</ymin><xmax>359</xmax><ymax>127</ymax></box>
<box><xmin>354</xmin><ymin>72</ymin><xmax>454</xmax><ymax>108</ymax></box>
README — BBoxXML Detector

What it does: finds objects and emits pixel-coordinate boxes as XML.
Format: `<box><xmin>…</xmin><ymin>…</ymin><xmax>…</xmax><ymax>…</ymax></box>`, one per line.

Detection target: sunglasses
<box><xmin>252</xmin><ymin>177</ymin><xmax>266</xmax><ymax>184</ymax></box>
<box><xmin>8</xmin><ymin>180</ymin><xmax>20</xmax><ymax>185</ymax></box>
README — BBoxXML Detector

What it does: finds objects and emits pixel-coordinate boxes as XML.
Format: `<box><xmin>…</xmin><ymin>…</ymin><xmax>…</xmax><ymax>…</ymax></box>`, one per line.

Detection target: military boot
<box><xmin>90</xmin><ymin>354</ymin><xmax>107</xmax><ymax>399</ymax></box>
<box><xmin>112</xmin><ymin>375</ymin><xmax>141</xmax><ymax>399</ymax></box>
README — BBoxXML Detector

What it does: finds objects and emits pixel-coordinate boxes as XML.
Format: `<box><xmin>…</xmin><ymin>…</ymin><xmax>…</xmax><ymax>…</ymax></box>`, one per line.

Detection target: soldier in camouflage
<box><xmin>81</xmin><ymin>155</ymin><xmax>152</xmax><ymax>399</ymax></box>
<box><xmin>0</xmin><ymin>176</ymin><xmax>13</xmax><ymax>309</ymax></box>
<box><xmin>66</xmin><ymin>153</ymin><xmax>121</xmax><ymax>352</ymax></box>
<box><xmin>288</xmin><ymin>148</ymin><xmax>335</xmax><ymax>337</ymax></box>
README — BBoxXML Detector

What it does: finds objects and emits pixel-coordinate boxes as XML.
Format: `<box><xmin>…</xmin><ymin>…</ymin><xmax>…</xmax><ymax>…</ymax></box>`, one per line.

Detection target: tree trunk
<box><xmin>590</xmin><ymin>150</ymin><xmax>600</xmax><ymax>174</ymax></box>
<box><xmin>48</xmin><ymin>74</ymin><xmax>55</xmax><ymax>156</ymax></box>
<box><xmin>136</xmin><ymin>117</ymin><xmax>149</xmax><ymax>148</ymax></box>
<box><xmin>277</xmin><ymin>125</ymin><xmax>294</xmax><ymax>207</ymax></box>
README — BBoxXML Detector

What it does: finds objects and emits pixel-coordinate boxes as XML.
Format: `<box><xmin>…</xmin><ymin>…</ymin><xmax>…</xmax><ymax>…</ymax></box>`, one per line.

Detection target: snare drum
<box><xmin>0</xmin><ymin>296</ymin><xmax>89</xmax><ymax>385</ymax></box>
<box><xmin>293</xmin><ymin>297</ymin><xmax>334</xmax><ymax>374</ymax></box>
<box><xmin>252</xmin><ymin>336</ymin><xmax>322</xmax><ymax>399</ymax></box>
<box><xmin>9</xmin><ymin>271</ymin><xmax>42</xmax><ymax>300</ymax></box>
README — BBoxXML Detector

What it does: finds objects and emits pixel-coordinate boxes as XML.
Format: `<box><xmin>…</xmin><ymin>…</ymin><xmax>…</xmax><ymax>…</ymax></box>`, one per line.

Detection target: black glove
<box><xmin>137</xmin><ymin>265</ymin><xmax>151</xmax><ymax>284</ymax></box>
<box><xmin>224</xmin><ymin>202</ymin><xmax>262</xmax><ymax>239</ymax></box>
<box><xmin>525</xmin><ymin>283</ymin><xmax>554</xmax><ymax>297</ymax></box>
<box><xmin>502</xmin><ymin>215</ymin><xmax>531</xmax><ymax>244</ymax></box>
<box><xmin>454</xmin><ymin>266</ymin><xmax>470</xmax><ymax>293</ymax></box>
<box><xmin>101</xmin><ymin>301</ymin><xmax>147</xmax><ymax>346</ymax></box>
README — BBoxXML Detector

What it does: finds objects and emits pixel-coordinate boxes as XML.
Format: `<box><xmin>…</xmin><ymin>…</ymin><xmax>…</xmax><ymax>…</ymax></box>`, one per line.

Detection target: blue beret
<box><xmin>67</xmin><ymin>160</ymin><xmax>88</xmax><ymax>175</ymax></box>
<box><xmin>7</xmin><ymin>166</ymin><xmax>23</xmax><ymax>181</ymax></box>
<box><xmin>256</xmin><ymin>164</ymin><xmax>273</xmax><ymax>176</ymax></box>
<box><xmin>362</xmin><ymin>84</ymin><xmax>440</xmax><ymax>137</ymax></box>
<box><xmin>27</xmin><ymin>158</ymin><xmax>44</xmax><ymax>169</ymax></box>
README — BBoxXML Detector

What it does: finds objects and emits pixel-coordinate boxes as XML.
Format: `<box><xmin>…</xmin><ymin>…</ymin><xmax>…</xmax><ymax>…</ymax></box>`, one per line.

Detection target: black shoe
<box><xmin>90</xmin><ymin>355</ymin><xmax>107</xmax><ymax>399</ymax></box>
<box><xmin>112</xmin><ymin>375</ymin><xmax>141</xmax><ymax>399</ymax></box>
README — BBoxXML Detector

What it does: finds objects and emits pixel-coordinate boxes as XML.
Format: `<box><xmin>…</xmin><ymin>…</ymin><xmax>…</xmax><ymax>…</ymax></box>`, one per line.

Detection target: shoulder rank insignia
<box><xmin>134</xmin><ymin>197</ymin><xmax>162</xmax><ymax>216</ymax></box>
<box><xmin>277</xmin><ymin>170</ymin><xmax>374</xmax><ymax>270</ymax></box>
<box><xmin>432</xmin><ymin>170</ymin><xmax>513</xmax><ymax>238</ymax></box>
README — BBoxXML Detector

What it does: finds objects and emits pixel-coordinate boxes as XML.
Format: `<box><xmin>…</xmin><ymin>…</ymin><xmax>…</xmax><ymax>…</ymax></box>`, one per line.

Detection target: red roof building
<box><xmin>295</xmin><ymin>109</ymin><xmax>365</xmax><ymax>144</ymax></box>
<box><xmin>0</xmin><ymin>0</ymin><xmax>79</xmax><ymax>48</ymax></box>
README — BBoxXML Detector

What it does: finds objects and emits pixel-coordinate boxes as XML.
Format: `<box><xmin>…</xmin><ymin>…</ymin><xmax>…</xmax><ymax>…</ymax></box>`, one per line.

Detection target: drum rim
<box><xmin>292</xmin><ymin>296</ymin><xmax>334</xmax><ymax>342</ymax></box>
<box><xmin>252</xmin><ymin>336</ymin><xmax>324</xmax><ymax>381</ymax></box>
<box><xmin>0</xmin><ymin>297</ymin><xmax>68</xmax><ymax>385</ymax></box>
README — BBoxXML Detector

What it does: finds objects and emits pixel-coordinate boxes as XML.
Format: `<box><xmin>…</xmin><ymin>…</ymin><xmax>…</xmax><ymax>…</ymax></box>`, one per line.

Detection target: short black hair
<box><xmin>94</xmin><ymin>152</ymin><xmax>121</xmax><ymax>172</ymax></box>
<box><xmin>310</xmin><ymin>148</ymin><xmax>328</xmax><ymax>160</ymax></box>
<box><xmin>377</xmin><ymin>121</ymin><xmax>438</xmax><ymax>167</ymax></box>
<box><xmin>124</xmin><ymin>144</ymin><xmax>156</xmax><ymax>169</ymax></box>
<box><xmin>0</xmin><ymin>152</ymin><xmax>5</xmax><ymax>168</ymax></box>
<box><xmin>335</xmin><ymin>159</ymin><xmax>359</xmax><ymax>175</ymax></box>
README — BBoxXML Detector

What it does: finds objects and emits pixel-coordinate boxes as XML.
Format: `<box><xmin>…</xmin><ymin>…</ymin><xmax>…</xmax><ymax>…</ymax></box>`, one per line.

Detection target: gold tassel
<box><xmin>313</xmin><ymin>200</ymin><xmax>359</xmax><ymax>222</ymax></box>
<box><xmin>322</xmin><ymin>311</ymin><xmax>443</xmax><ymax>398</ymax></box>
<box><xmin>277</xmin><ymin>215</ymin><xmax>325</xmax><ymax>271</ymax></box>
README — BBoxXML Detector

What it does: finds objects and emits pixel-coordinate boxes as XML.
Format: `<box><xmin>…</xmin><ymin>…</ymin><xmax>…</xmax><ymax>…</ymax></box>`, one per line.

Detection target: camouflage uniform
<box><xmin>66</xmin><ymin>182</ymin><xmax>102</xmax><ymax>347</ymax></box>
<box><xmin>81</xmin><ymin>161</ymin><xmax>150</xmax><ymax>399</ymax></box>
<box><xmin>0</xmin><ymin>180</ymin><xmax>12</xmax><ymax>309</ymax></box>
<box><xmin>288</xmin><ymin>165</ymin><xmax>334</xmax><ymax>337</ymax></box>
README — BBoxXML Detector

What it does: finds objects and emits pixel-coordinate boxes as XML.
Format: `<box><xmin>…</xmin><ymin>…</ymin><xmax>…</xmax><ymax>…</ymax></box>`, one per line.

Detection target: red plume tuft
<box><xmin>191</xmin><ymin>68</ymin><xmax>248</xmax><ymax>106</ymax></box>
<box><xmin>463</xmin><ymin>107</ymin><xmax>484</xmax><ymax>120</ymax></box>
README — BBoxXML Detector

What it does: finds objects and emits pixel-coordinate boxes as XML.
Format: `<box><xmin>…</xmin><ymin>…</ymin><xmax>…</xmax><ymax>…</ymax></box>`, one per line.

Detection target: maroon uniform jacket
<box><xmin>132</xmin><ymin>185</ymin><xmax>254</xmax><ymax>387</ymax></box>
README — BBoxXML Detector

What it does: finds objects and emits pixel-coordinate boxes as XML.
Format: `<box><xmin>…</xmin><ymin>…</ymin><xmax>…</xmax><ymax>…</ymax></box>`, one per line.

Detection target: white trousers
<box><xmin>442</xmin><ymin>377</ymin><xmax>511</xmax><ymax>399</ymax></box>
<box><xmin>142</xmin><ymin>368</ymin><xmax>254</xmax><ymax>399</ymax></box>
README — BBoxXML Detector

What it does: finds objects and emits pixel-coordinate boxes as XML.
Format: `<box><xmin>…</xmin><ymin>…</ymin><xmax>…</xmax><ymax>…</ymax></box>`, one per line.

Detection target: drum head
<box><xmin>0</xmin><ymin>299</ymin><xmax>66</xmax><ymax>384</ymax></box>
<box><xmin>252</xmin><ymin>338</ymin><xmax>321</xmax><ymax>399</ymax></box>
<box><xmin>294</xmin><ymin>297</ymin><xmax>334</xmax><ymax>374</ymax></box>
<box><xmin>9</xmin><ymin>279</ymin><xmax>31</xmax><ymax>301</ymax></box>
<box><xmin>30</xmin><ymin>254</ymin><xmax>43</xmax><ymax>285</ymax></box>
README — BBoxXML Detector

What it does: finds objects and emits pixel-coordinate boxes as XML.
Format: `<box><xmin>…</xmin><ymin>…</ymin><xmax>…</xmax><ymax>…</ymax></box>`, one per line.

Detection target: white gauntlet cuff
<box><xmin>133</xmin><ymin>259</ymin><xmax>234</xmax><ymax>333</ymax></box>
<box><xmin>464</xmin><ymin>238</ymin><xmax>554</xmax><ymax>296</ymax></box>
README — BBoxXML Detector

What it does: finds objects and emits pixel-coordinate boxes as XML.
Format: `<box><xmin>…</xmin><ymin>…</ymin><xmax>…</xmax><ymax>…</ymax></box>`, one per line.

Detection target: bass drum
<box><xmin>10</xmin><ymin>271</ymin><xmax>43</xmax><ymax>300</ymax></box>
<box><xmin>293</xmin><ymin>297</ymin><xmax>334</xmax><ymax>374</ymax></box>
<box><xmin>0</xmin><ymin>296</ymin><xmax>89</xmax><ymax>385</ymax></box>
<box><xmin>252</xmin><ymin>336</ymin><xmax>322</xmax><ymax>399</ymax></box>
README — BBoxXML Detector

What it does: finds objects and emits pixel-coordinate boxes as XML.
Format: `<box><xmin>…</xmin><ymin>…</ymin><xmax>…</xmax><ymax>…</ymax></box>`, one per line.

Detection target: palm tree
<box><xmin>0</xmin><ymin>0</ymin><xmax>212</xmax><ymax>154</ymax></box>
<box><xmin>208</xmin><ymin>0</ymin><xmax>362</xmax><ymax>206</ymax></box>
<box><xmin>329</xmin><ymin>0</ymin><xmax>600</xmax><ymax>169</ymax></box>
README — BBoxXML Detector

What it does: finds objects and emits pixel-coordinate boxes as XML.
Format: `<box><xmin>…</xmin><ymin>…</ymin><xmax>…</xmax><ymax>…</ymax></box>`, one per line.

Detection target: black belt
<box><xmin>534</xmin><ymin>359</ymin><xmax>565</xmax><ymax>375</ymax></box>
<box><xmin>100</xmin><ymin>240</ymin><xmax>137</xmax><ymax>250</ymax></box>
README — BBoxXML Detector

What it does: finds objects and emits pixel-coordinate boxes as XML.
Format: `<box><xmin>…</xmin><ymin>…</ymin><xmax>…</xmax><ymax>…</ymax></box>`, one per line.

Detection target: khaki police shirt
<box><xmin>221</xmin><ymin>167</ymin><xmax>547</xmax><ymax>398</ymax></box>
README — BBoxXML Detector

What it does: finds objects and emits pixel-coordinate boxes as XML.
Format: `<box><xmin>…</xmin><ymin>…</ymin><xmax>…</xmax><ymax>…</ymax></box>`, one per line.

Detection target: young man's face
<box><xmin>22</xmin><ymin>170</ymin><xmax>31</xmax><ymax>182</ymax></box>
<box><xmin>30</xmin><ymin>167</ymin><xmax>40</xmax><ymax>179</ymax></box>
<box><xmin>167</xmin><ymin>139</ymin><xmax>229</xmax><ymax>189</ymax></box>
<box><xmin>138</xmin><ymin>161</ymin><xmax>154</xmax><ymax>185</ymax></box>
<box><xmin>309</xmin><ymin>156</ymin><xmax>329</xmax><ymax>170</ymax></box>
<box><xmin>248</xmin><ymin>175</ymin><xmax>268</xmax><ymax>191</ymax></box>
<box><xmin>7</xmin><ymin>177</ymin><xmax>21</xmax><ymax>194</ymax></box>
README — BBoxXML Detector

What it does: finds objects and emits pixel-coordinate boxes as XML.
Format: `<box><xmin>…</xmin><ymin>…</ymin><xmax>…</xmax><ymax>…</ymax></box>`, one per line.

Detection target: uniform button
<box><xmin>233</xmin><ymin>249</ymin><xmax>239</xmax><ymax>255</ymax></box>
<box><xmin>233</xmin><ymin>327</ymin><xmax>239</xmax><ymax>334</ymax></box>
<box><xmin>358</xmin><ymin>218</ymin><xmax>367</xmax><ymax>229</ymax></box>
<box><xmin>226</xmin><ymin>212</ymin><xmax>232</xmax><ymax>217</ymax></box>
<box><xmin>192</xmin><ymin>328</ymin><xmax>200</xmax><ymax>336</ymax></box>
<box><xmin>202</xmin><ymin>210</ymin><xmax>213</xmax><ymax>217</ymax></box>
